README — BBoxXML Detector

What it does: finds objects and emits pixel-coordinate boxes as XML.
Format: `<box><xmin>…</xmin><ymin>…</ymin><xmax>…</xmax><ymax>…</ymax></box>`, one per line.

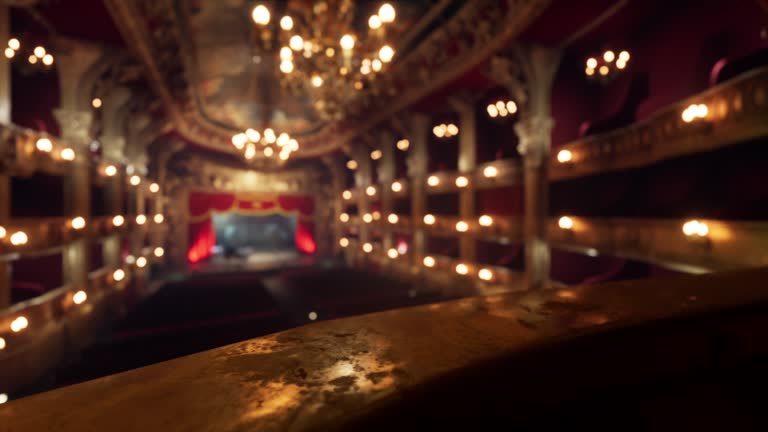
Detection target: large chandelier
<box><xmin>251</xmin><ymin>1</ymin><xmax>398</xmax><ymax>120</ymax></box>
<box><xmin>231</xmin><ymin>128</ymin><xmax>299</xmax><ymax>164</ymax></box>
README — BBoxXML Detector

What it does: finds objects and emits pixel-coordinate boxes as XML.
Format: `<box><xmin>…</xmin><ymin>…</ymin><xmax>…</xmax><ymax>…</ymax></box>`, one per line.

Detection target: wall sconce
<box><xmin>486</xmin><ymin>100</ymin><xmax>517</xmax><ymax>118</ymax></box>
<box><xmin>558</xmin><ymin>216</ymin><xmax>574</xmax><ymax>230</ymax></box>
<box><xmin>682</xmin><ymin>104</ymin><xmax>709</xmax><ymax>123</ymax></box>
<box><xmin>433</xmin><ymin>123</ymin><xmax>459</xmax><ymax>138</ymax></box>
<box><xmin>557</xmin><ymin>149</ymin><xmax>573</xmax><ymax>163</ymax></box>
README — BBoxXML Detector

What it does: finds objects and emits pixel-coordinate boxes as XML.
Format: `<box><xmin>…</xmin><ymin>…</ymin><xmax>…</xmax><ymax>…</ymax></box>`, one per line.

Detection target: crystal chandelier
<box><xmin>251</xmin><ymin>1</ymin><xmax>397</xmax><ymax>120</ymax></box>
<box><xmin>231</xmin><ymin>128</ymin><xmax>299</xmax><ymax>164</ymax></box>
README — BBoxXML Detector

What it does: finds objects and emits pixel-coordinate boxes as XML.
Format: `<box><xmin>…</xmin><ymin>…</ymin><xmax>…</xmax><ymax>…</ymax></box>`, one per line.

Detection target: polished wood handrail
<box><xmin>4</xmin><ymin>268</ymin><xmax>767</xmax><ymax>430</ymax></box>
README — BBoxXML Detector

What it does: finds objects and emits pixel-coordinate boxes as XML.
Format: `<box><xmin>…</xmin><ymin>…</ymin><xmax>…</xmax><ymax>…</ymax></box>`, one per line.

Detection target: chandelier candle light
<box><xmin>232</xmin><ymin>128</ymin><xmax>299</xmax><ymax>163</ymax></box>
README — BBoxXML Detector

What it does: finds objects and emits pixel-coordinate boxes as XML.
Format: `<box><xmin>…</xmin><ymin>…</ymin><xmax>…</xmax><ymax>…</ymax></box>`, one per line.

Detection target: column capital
<box><xmin>52</xmin><ymin>38</ymin><xmax>103</xmax><ymax>111</ymax></box>
<box><xmin>100</xmin><ymin>135</ymin><xmax>126</xmax><ymax>161</ymax></box>
<box><xmin>53</xmin><ymin>109</ymin><xmax>93</xmax><ymax>148</ymax></box>
<box><xmin>514</xmin><ymin>114</ymin><xmax>554</xmax><ymax>166</ymax></box>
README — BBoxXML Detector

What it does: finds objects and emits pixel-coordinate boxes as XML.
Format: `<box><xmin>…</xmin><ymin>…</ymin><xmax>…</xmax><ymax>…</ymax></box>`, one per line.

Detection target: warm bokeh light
<box><xmin>557</xmin><ymin>149</ymin><xmax>573</xmax><ymax>163</ymax></box>
<box><xmin>339</xmin><ymin>213</ymin><xmax>350</xmax><ymax>223</ymax></box>
<box><xmin>372</xmin><ymin>211</ymin><xmax>381</xmax><ymax>220</ymax></box>
<box><xmin>136</xmin><ymin>214</ymin><xmax>147</xmax><ymax>225</ymax></box>
<box><xmin>366</xmin><ymin>186</ymin><xmax>376</xmax><ymax>196</ymax></box>
<box><xmin>388</xmin><ymin>214</ymin><xmax>399</xmax><ymax>224</ymax></box>
<box><xmin>396</xmin><ymin>139</ymin><xmax>410</xmax><ymax>151</ymax></box>
<box><xmin>368</xmin><ymin>14</ymin><xmax>382</xmax><ymax>29</ymax></box>
<box><xmin>0</xmin><ymin>226</ymin><xmax>5</xmax><ymax>238</ymax></box>
<box><xmin>362</xmin><ymin>242</ymin><xmax>373</xmax><ymax>253</ymax></box>
<box><xmin>154</xmin><ymin>214</ymin><xmax>164</xmax><ymax>224</ymax></box>
<box><xmin>370</xmin><ymin>149</ymin><xmax>382</xmax><ymax>160</ymax></box>
<box><xmin>347</xmin><ymin>160</ymin><xmax>358</xmax><ymax>170</ymax></box>
<box><xmin>10</xmin><ymin>231</ymin><xmax>28</xmax><ymax>246</ymax></box>
<box><xmin>423</xmin><ymin>214</ymin><xmax>436</xmax><ymax>225</ymax></box>
<box><xmin>483</xmin><ymin>166</ymin><xmax>498</xmax><ymax>178</ymax></box>
<box><xmin>379</xmin><ymin>3</ymin><xmax>396</xmax><ymax>22</ymax></box>
<box><xmin>342</xmin><ymin>190</ymin><xmax>352</xmax><ymax>200</ymax></box>
<box><xmin>340</xmin><ymin>34</ymin><xmax>355</xmax><ymax>50</ymax></box>
<box><xmin>104</xmin><ymin>165</ymin><xmax>117</xmax><ymax>176</ymax></box>
<box><xmin>42</xmin><ymin>54</ymin><xmax>54</xmax><ymax>66</ymax></box>
<box><xmin>682</xmin><ymin>103</ymin><xmax>709</xmax><ymax>123</ymax></box>
<box><xmin>455</xmin><ymin>263</ymin><xmax>469</xmax><ymax>275</ymax></box>
<box><xmin>91</xmin><ymin>97</ymin><xmax>102</xmax><ymax>109</ymax></box>
<box><xmin>308</xmin><ymin>311</ymin><xmax>318</xmax><ymax>321</ymax></box>
<box><xmin>113</xmin><ymin>268</ymin><xmax>125</xmax><ymax>281</ymax></box>
<box><xmin>391</xmin><ymin>181</ymin><xmax>403</xmax><ymax>192</ymax></box>
<box><xmin>478</xmin><ymin>268</ymin><xmax>494</xmax><ymax>281</ymax></box>
<box><xmin>112</xmin><ymin>215</ymin><xmax>125</xmax><ymax>226</ymax></box>
<box><xmin>558</xmin><ymin>216</ymin><xmax>574</xmax><ymax>230</ymax></box>
<box><xmin>10</xmin><ymin>316</ymin><xmax>28</xmax><ymax>332</ymax></box>
<box><xmin>362</xmin><ymin>213</ymin><xmax>373</xmax><ymax>223</ymax></box>
<box><xmin>683</xmin><ymin>219</ymin><xmax>709</xmax><ymax>237</ymax></box>
<box><xmin>455</xmin><ymin>221</ymin><xmax>469</xmax><ymax>232</ymax></box>
<box><xmin>427</xmin><ymin>175</ymin><xmax>440</xmax><ymax>186</ymax></box>
<box><xmin>60</xmin><ymin>147</ymin><xmax>76</xmax><ymax>161</ymax></box>
<box><xmin>8</xmin><ymin>38</ymin><xmax>19</xmax><ymax>50</ymax></box>
<box><xmin>129</xmin><ymin>175</ymin><xmax>141</xmax><ymax>186</ymax></box>
<box><xmin>251</xmin><ymin>4</ymin><xmax>271</xmax><ymax>25</ymax></box>
<box><xmin>280</xmin><ymin>15</ymin><xmax>293</xmax><ymax>30</ymax></box>
<box><xmin>33</xmin><ymin>46</ymin><xmax>45</xmax><ymax>57</ymax></box>
<box><xmin>387</xmin><ymin>248</ymin><xmax>398</xmax><ymax>259</ymax></box>
<box><xmin>455</xmin><ymin>176</ymin><xmax>469</xmax><ymax>188</ymax></box>
<box><xmin>149</xmin><ymin>183</ymin><xmax>160</xmax><ymax>193</ymax></box>
<box><xmin>339</xmin><ymin>237</ymin><xmax>349</xmax><ymax>248</ymax></box>
<box><xmin>478</xmin><ymin>215</ymin><xmax>493</xmax><ymax>227</ymax></box>
<box><xmin>603</xmin><ymin>50</ymin><xmax>615</xmax><ymax>62</ymax></box>
<box><xmin>0</xmin><ymin>336</ymin><xmax>5</xmax><ymax>350</ymax></box>
<box><xmin>71</xmin><ymin>216</ymin><xmax>86</xmax><ymax>230</ymax></box>
<box><xmin>136</xmin><ymin>256</ymin><xmax>148</xmax><ymax>268</ymax></box>
<box><xmin>379</xmin><ymin>45</ymin><xmax>395</xmax><ymax>63</ymax></box>
<box><xmin>73</xmin><ymin>290</ymin><xmax>87</xmax><ymax>305</ymax></box>
<box><xmin>36</xmin><ymin>137</ymin><xmax>53</xmax><ymax>152</ymax></box>
<box><xmin>586</xmin><ymin>57</ymin><xmax>598</xmax><ymax>69</ymax></box>
<box><xmin>154</xmin><ymin>247</ymin><xmax>165</xmax><ymax>257</ymax></box>
<box><xmin>423</xmin><ymin>256</ymin><xmax>436</xmax><ymax>267</ymax></box>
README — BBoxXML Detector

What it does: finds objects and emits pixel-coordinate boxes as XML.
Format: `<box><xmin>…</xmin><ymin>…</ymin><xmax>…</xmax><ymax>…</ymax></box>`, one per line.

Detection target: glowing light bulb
<box><xmin>483</xmin><ymin>166</ymin><xmax>498</xmax><ymax>178</ymax></box>
<box><xmin>478</xmin><ymin>215</ymin><xmax>493</xmax><ymax>227</ymax></box>
<box><xmin>362</xmin><ymin>243</ymin><xmax>373</xmax><ymax>253</ymax></box>
<box><xmin>28</xmin><ymin>54</ymin><xmax>37</xmax><ymax>64</ymax></box>
<box><xmin>340</xmin><ymin>34</ymin><xmax>355</xmax><ymax>50</ymax></box>
<box><xmin>558</xmin><ymin>216</ymin><xmax>574</xmax><ymax>230</ymax></box>
<box><xmin>10</xmin><ymin>316</ymin><xmax>28</xmax><ymax>332</ymax></box>
<box><xmin>125</xmin><ymin>255</ymin><xmax>135</xmax><ymax>265</ymax></box>
<box><xmin>387</xmin><ymin>248</ymin><xmax>398</xmax><ymax>259</ymax></box>
<box><xmin>347</xmin><ymin>160</ymin><xmax>358</xmax><ymax>170</ymax></box>
<box><xmin>478</xmin><ymin>268</ymin><xmax>494</xmax><ymax>281</ymax></box>
<box><xmin>289</xmin><ymin>35</ymin><xmax>303</xmax><ymax>51</ymax></box>
<box><xmin>136</xmin><ymin>256</ymin><xmax>147</xmax><ymax>268</ymax></box>
<box><xmin>251</xmin><ymin>4</ymin><xmax>271</xmax><ymax>25</ymax></box>
<box><xmin>397</xmin><ymin>139</ymin><xmax>410</xmax><ymax>150</ymax></box>
<box><xmin>42</xmin><ymin>54</ymin><xmax>54</xmax><ymax>66</ymax></box>
<box><xmin>370</xmin><ymin>149</ymin><xmax>382</xmax><ymax>160</ymax></box>
<box><xmin>0</xmin><ymin>393</ymin><xmax>7</xmax><ymax>404</ymax></box>
<box><xmin>339</xmin><ymin>213</ymin><xmax>350</xmax><ymax>223</ymax></box>
<box><xmin>71</xmin><ymin>216</ymin><xmax>86</xmax><ymax>230</ymax></box>
<box><xmin>378</xmin><ymin>3</ymin><xmax>396</xmax><ymax>23</ymax></box>
<box><xmin>455</xmin><ymin>221</ymin><xmax>469</xmax><ymax>232</ymax></box>
<box><xmin>423</xmin><ymin>214</ymin><xmax>436</xmax><ymax>225</ymax></box>
<box><xmin>599</xmin><ymin>65</ymin><xmax>609</xmax><ymax>76</ymax></box>
<box><xmin>388</xmin><ymin>214</ymin><xmax>399</xmax><ymax>224</ymax></box>
<box><xmin>366</xmin><ymin>186</ymin><xmax>376</xmax><ymax>196</ymax></box>
<box><xmin>73</xmin><ymin>290</ymin><xmax>87</xmax><ymax>305</ymax></box>
<box><xmin>455</xmin><ymin>176</ymin><xmax>469</xmax><ymax>188</ymax></box>
<box><xmin>129</xmin><ymin>175</ymin><xmax>141</xmax><ymax>186</ymax></box>
<box><xmin>372</xmin><ymin>211</ymin><xmax>381</xmax><ymax>220</ymax></box>
<box><xmin>342</xmin><ymin>190</ymin><xmax>352</xmax><ymax>200</ymax></box>
<box><xmin>603</xmin><ymin>50</ymin><xmax>615</xmax><ymax>62</ymax></box>
<box><xmin>586</xmin><ymin>67</ymin><xmax>595</xmax><ymax>76</ymax></box>
<box><xmin>34</xmin><ymin>46</ymin><xmax>45</xmax><ymax>58</ymax></box>
<box><xmin>695</xmin><ymin>104</ymin><xmax>709</xmax><ymax>118</ymax></box>
<box><xmin>308</xmin><ymin>311</ymin><xmax>318</xmax><ymax>321</ymax></box>
<box><xmin>0</xmin><ymin>337</ymin><xmax>5</xmax><ymax>350</ymax></box>
<box><xmin>8</xmin><ymin>38</ymin><xmax>19</xmax><ymax>50</ymax></box>
<box><xmin>339</xmin><ymin>237</ymin><xmax>349</xmax><ymax>248</ymax></box>
<box><xmin>36</xmin><ymin>137</ymin><xmax>53</xmax><ymax>152</ymax></box>
<box><xmin>557</xmin><ymin>149</ymin><xmax>573</xmax><ymax>163</ymax></box>
<box><xmin>369</xmin><ymin>15</ymin><xmax>382</xmax><ymax>29</ymax></box>
<box><xmin>0</xmin><ymin>226</ymin><xmax>5</xmax><ymax>238</ymax></box>
<box><xmin>154</xmin><ymin>247</ymin><xmax>165</xmax><ymax>257</ymax></box>
<box><xmin>264</xmin><ymin>146</ymin><xmax>274</xmax><ymax>157</ymax></box>
<box><xmin>10</xmin><ymin>231</ymin><xmax>28</xmax><ymax>246</ymax></box>
<box><xmin>586</xmin><ymin>57</ymin><xmax>598</xmax><ymax>69</ymax></box>
<box><xmin>154</xmin><ymin>214</ymin><xmax>164</xmax><ymax>224</ymax></box>
<box><xmin>4</xmin><ymin>47</ymin><xmax>13</xmax><ymax>58</ymax></box>
<box><xmin>506</xmin><ymin>101</ymin><xmax>517</xmax><ymax>113</ymax></box>
<box><xmin>378</xmin><ymin>45</ymin><xmax>395</xmax><ymax>63</ymax></box>
<box><xmin>446</xmin><ymin>123</ymin><xmax>459</xmax><ymax>136</ymax></box>
<box><xmin>113</xmin><ymin>268</ymin><xmax>125</xmax><ymax>281</ymax></box>
<box><xmin>423</xmin><ymin>256</ymin><xmax>436</xmax><ymax>267</ymax></box>
<box><xmin>60</xmin><ymin>147</ymin><xmax>75</xmax><ymax>161</ymax></box>
<box><xmin>487</xmin><ymin>104</ymin><xmax>499</xmax><ymax>118</ymax></box>
<box><xmin>427</xmin><ymin>175</ymin><xmax>440</xmax><ymax>187</ymax></box>
<box><xmin>92</xmin><ymin>97</ymin><xmax>102</xmax><ymax>108</ymax></box>
<box><xmin>245</xmin><ymin>129</ymin><xmax>260</xmax><ymax>142</ymax></box>
<box><xmin>455</xmin><ymin>263</ymin><xmax>469</xmax><ymax>275</ymax></box>
<box><xmin>136</xmin><ymin>214</ymin><xmax>147</xmax><ymax>225</ymax></box>
<box><xmin>149</xmin><ymin>183</ymin><xmax>160</xmax><ymax>193</ymax></box>
<box><xmin>280</xmin><ymin>60</ymin><xmax>294</xmax><ymax>73</ymax></box>
<box><xmin>363</xmin><ymin>213</ymin><xmax>373</xmax><ymax>223</ymax></box>
<box><xmin>280</xmin><ymin>15</ymin><xmax>293</xmax><ymax>30</ymax></box>
<box><xmin>391</xmin><ymin>181</ymin><xmax>403</xmax><ymax>192</ymax></box>
<box><xmin>311</xmin><ymin>75</ymin><xmax>323</xmax><ymax>87</ymax></box>
<box><xmin>619</xmin><ymin>50</ymin><xmax>630</xmax><ymax>62</ymax></box>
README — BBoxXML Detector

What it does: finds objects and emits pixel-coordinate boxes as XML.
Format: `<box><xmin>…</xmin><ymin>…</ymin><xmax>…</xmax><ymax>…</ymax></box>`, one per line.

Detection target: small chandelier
<box><xmin>585</xmin><ymin>50</ymin><xmax>630</xmax><ymax>81</ymax></box>
<box><xmin>231</xmin><ymin>128</ymin><xmax>299</xmax><ymax>163</ymax></box>
<box><xmin>251</xmin><ymin>2</ymin><xmax>398</xmax><ymax>120</ymax></box>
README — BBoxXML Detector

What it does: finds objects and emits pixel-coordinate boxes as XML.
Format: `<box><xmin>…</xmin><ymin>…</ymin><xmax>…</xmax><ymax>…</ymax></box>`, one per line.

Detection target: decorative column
<box><xmin>54</xmin><ymin>40</ymin><xmax>100</xmax><ymax>288</ymax></box>
<box><xmin>491</xmin><ymin>45</ymin><xmax>560</xmax><ymax>289</ymax></box>
<box><xmin>377</xmin><ymin>130</ymin><xmax>396</xmax><ymax>254</ymax></box>
<box><xmin>450</xmin><ymin>95</ymin><xmax>478</xmax><ymax>263</ymax></box>
<box><xmin>403</xmin><ymin>113</ymin><xmax>430</xmax><ymax>273</ymax></box>
<box><xmin>0</xmin><ymin>4</ymin><xmax>10</xmax><ymax>125</ymax></box>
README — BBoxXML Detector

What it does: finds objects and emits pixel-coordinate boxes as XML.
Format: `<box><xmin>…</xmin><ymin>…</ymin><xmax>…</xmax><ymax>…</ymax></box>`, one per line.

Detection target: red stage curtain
<box><xmin>187</xmin><ymin>191</ymin><xmax>315</xmax><ymax>263</ymax></box>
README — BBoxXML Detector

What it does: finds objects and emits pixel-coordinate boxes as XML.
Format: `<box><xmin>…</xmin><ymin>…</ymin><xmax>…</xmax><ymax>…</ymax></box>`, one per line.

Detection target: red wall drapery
<box><xmin>187</xmin><ymin>191</ymin><xmax>315</xmax><ymax>263</ymax></box>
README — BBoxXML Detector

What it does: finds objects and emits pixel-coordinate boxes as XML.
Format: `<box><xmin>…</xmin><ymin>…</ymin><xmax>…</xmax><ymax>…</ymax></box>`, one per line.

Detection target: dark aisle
<box><xmin>21</xmin><ymin>266</ymin><xmax>459</xmax><ymax>397</ymax></box>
